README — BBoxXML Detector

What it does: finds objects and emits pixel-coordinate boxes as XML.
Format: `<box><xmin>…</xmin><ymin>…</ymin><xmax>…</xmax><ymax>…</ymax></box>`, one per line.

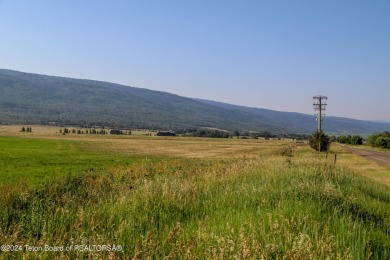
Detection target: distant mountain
<box><xmin>193</xmin><ymin>99</ymin><xmax>390</xmax><ymax>136</ymax></box>
<box><xmin>1</xmin><ymin>69</ymin><xmax>389</xmax><ymax>135</ymax></box>
<box><xmin>368</xmin><ymin>120</ymin><xmax>390</xmax><ymax>124</ymax></box>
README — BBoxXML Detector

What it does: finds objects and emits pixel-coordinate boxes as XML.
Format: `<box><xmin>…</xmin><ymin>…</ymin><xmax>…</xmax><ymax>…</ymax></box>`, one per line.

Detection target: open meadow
<box><xmin>0</xmin><ymin>126</ymin><xmax>389</xmax><ymax>259</ymax></box>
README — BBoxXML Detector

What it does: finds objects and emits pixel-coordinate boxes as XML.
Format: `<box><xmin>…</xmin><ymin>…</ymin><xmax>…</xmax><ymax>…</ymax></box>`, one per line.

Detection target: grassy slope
<box><xmin>0</xmin><ymin>136</ymin><xmax>389</xmax><ymax>259</ymax></box>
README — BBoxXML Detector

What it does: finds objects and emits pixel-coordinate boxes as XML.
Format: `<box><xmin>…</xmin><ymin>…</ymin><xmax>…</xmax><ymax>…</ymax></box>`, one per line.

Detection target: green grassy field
<box><xmin>0</xmin><ymin>134</ymin><xmax>389</xmax><ymax>259</ymax></box>
<box><xmin>0</xmin><ymin>136</ymin><xmax>150</xmax><ymax>186</ymax></box>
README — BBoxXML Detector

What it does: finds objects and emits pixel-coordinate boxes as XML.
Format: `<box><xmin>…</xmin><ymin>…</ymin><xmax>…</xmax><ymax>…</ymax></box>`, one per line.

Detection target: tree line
<box><xmin>59</xmin><ymin>128</ymin><xmax>131</xmax><ymax>135</ymax></box>
<box><xmin>337</xmin><ymin>135</ymin><xmax>363</xmax><ymax>145</ymax></box>
<box><xmin>337</xmin><ymin>132</ymin><xmax>390</xmax><ymax>149</ymax></box>
<box><xmin>309</xmin><ymin>130</ymin><xmax>390</xmax><ymax>152</ymax></box>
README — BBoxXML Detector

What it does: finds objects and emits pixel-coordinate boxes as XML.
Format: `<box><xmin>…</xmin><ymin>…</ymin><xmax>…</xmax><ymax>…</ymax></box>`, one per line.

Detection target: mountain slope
<box><xmin>1</xmin><ymin>69</ymin><xmax>389</xmax><ymax>135</ymax></box>
<box><xmin>0</xmin><ymin>69</ymin><xmax>279</xmax><ymax>131</ymax></box>
<box><xmin>194</xmin><ymin>99</ymin><xmax>390</xmax><ymax>135</ymax></box>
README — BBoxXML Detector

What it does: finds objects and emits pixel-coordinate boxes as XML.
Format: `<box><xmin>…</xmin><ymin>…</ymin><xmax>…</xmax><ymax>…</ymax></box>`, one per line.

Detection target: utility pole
<box><xmin>313</xmin><ymin>95</ymin><xmax>327</xmax><ymax>132</ymax></box>
<box><xmin>313</xmin><ymin>95</ymin><xmax>327</xmax><ymax>152</ymax></box>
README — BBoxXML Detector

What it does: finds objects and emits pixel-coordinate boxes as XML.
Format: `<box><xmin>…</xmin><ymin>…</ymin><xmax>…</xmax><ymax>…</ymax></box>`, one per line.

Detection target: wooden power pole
<box><xmin>313</xmin><ymin>95</ymin><xmax>327</xmax><ymax>132</ymax></box>
<box><xmin>313</xmin><ymin>95</ymin><xmax>327</xmax><ymax>152</ymax></box>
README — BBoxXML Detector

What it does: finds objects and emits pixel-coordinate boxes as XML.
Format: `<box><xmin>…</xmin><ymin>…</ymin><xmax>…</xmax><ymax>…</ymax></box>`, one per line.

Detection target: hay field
<box><xmin>0</xmin><ymin>124</ymin><xmax>295</xmax><ymax>159</ymax></box>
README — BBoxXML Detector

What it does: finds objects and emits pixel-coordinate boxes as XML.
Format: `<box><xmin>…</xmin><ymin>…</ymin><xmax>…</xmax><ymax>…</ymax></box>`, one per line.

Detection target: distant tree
<box><xmin>188</xmin><ymin>129</ymin><xmax>229</xmax><ymax>138</ymax></box>
<box><xmin>262</xmin><ymin>132</ymin><xmax>272</xmax><ymax>138</ymax></box>
<box><xmin>21</xmin><ymin>127</ymin><xmax>25</xmax><ymax>132</ymax></box>
<box><xmin>350</xmin><ymin>135</ymin><xmax>363</xmax><ymax>145</ymax></box>
<box><xmin>375</xmin><ymin>137</ymin><xmax>390</xmax><ymax>149</ymax></box>
<box><xmin>241</xmin><ymin>132</ymin><xmax>249</xmax><ymax>137</ymax></box>
<box><xmin>309</xmin><ymin>131</ymin><xmax>330</xmax><ymax>152</ymax></box>
<box><xmin>249</xmin><ymin>132</ymin><xmax>260</xmax><ymax>139</ymax></box>
<box><xmin>367</xmin><ymin>132</ymin><xmax>390</xmax><ymax>149</ymax></box>
<box><xmin>234</xmin><ymin>131</ymin><xmax>240</xmax><ymax>137</ymax></box>
<box><xmin>338</xmin><ymin>135</ymin><xmax>347</xmax><ymax>144</ymax></box>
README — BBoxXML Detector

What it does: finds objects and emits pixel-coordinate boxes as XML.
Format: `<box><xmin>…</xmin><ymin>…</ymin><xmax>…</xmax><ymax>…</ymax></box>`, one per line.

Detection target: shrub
<box><xmin>309</xmin><ymin>131</ymin><xmax>330</xmax><ymax>152</ymax></box>
<box><xmin>351</xmin><ymin>135</ymin><xmax>363</xmax><ymax>145</ymax></box>
<box><xmin>339</xmin><ymin>135</ymin><xmax>363</xmax><ymax>145</ymax></box>
<box><xmin>375</xmin><ymin>137</ymin><xmax>390</xmax><ymax>149</ymax></box>
<box><xmin>339</xmin><ymin>135</ymin><xmax>347</xmax><ymax>144</ymax></box>
<box><xmin>367</xmin><ymin>132</ymin><xmax>390</xmax><ymax>149</ymax></box>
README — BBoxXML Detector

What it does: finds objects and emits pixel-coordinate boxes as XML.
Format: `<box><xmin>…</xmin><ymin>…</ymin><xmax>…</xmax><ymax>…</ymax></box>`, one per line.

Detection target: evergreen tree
<box><xmin>309</xmin><ymin>131</ymin><xmax>330</xmax><ymax>152</ymax></box>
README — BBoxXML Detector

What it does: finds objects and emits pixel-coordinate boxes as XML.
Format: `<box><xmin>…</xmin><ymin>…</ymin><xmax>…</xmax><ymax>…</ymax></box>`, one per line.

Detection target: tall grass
<box><xmin>1</xmin><ymin>150</ymin><xmax>389</xmax><ymax>259</ymax></box>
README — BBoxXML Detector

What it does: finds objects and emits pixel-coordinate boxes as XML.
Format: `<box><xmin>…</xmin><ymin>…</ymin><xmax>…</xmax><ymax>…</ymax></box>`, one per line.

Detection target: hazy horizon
<box><xmin>1</xmin><ymin>1</ymin><xmax>389</xmax><ymax>121</ymax></box>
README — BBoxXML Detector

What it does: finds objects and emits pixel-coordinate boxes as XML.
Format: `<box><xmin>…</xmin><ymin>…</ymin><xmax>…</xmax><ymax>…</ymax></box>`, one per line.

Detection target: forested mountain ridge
<box><xmin>1</xmin><ymin>69</ymin><xmax>389</xmax><ymax>135</ymax></box>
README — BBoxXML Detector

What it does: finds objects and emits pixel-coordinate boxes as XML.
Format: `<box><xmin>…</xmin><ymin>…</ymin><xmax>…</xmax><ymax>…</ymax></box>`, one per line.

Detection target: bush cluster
<box><xmin>20</xmin><ymin>126</ymin><xmax>32</xmax><ymax>132</ymax></box>
<box><xmin>367</xmin><ymin>132</ymin><xmax>390</xmax><ymax>149</ymax></box>
<box><xmin>180</xmin><ymin>129</ymin><xmax>230</xmax><ymax>138</ymax></box>
<box><xmin>338</xmin><ymin>135</ymin><xmax>363</xmax><ymax>145</ymax></box>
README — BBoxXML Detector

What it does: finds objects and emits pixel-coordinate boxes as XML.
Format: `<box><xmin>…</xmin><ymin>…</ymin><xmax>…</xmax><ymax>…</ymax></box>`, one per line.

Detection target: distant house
<box><xmin>110</xmin><ymin>129</ymin><xmax>121</xmax><ymax>135</ymax></box>
<box><xmin>156</xmin><ymin>130</ymin><xmax>176</xmax><ymax>136</ymax></box>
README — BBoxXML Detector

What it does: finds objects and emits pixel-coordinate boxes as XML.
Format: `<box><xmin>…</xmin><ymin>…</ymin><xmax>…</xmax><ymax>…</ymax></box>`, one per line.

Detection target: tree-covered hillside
<box><xmin>1</xmin><ymin>69</ymin><xmax>389</xmax><ymax>135</ymax></box>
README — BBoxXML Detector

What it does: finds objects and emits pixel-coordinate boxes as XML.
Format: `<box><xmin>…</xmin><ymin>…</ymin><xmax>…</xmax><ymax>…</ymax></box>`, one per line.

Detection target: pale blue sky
<box><xmin>1</xmin><ymin>1</ymin><xmax>389</xmax><ymax>121</ymax></box>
